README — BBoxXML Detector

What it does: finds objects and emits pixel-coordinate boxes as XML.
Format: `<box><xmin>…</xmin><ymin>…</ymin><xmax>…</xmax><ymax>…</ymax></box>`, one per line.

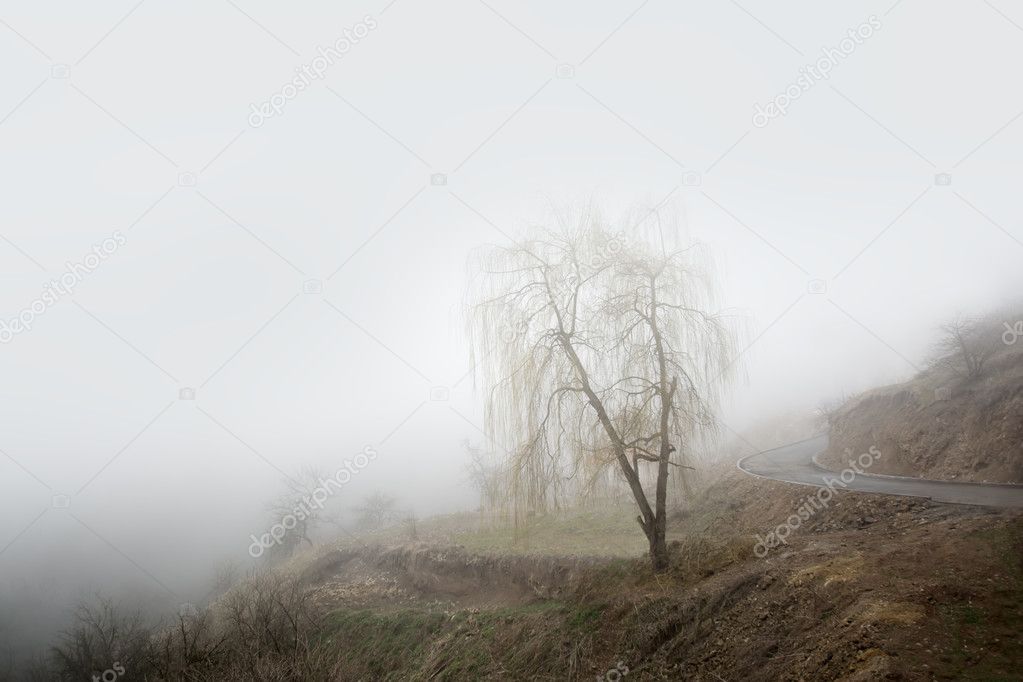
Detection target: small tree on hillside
<box><xmin>464</xmin><ymin>440</ymin><xmax>510</xmax><ymax>526</ymax></box>
<box><xmin>264</xmin><ymin>467</ymin><xmax>334</xmax><ymax>563</ymax></box>
<box><xmin>933</xmin><ymin>316</ymin><xmax>995</xmax><ymax>379</ymax></box>
<box><xmin>263</xmin><ymin>470</ymin><xmax>315</xmax><ymax>560</ymax></box>
<box><xmin>353</xmin><ymin>492</ymin><xmax>398</xmax><ymax>530</ymax></box>
<box><xmin>466</xmin><ymin>212</ymin><xmax>740</xmax><ymax>571</ymax></box>
<box><xmin>815</xmin><ymin>394</ymin><xmax>847</xmax><ymax>430</ymax></box>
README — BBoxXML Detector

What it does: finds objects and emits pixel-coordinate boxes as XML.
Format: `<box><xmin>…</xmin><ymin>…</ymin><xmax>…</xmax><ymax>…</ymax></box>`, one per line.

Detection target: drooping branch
<box><xmin>465</xmin><ymin>209</ymin><xmax>743</xmax><ymax>564</ymax></box>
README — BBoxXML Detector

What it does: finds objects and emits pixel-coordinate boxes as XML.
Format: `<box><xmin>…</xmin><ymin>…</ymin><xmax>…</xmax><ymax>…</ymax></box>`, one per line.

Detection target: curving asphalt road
<box><xmin>738</xmin><ymin>434</ymin><xmax>1023</xmax><ymax>508</ymax></box>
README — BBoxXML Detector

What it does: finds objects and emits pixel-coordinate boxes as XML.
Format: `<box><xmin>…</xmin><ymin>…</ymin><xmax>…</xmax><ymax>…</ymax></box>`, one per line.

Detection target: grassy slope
<box><xmin>302</xmin><ymin>471</ymin><xmax>1023</xmax><ymax>681</ymax></box>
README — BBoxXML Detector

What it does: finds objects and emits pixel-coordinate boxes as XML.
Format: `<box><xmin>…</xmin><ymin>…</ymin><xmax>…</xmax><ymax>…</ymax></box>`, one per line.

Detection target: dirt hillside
<box><xmin>293</xmin><ymin>470</ymin><xmax>1023</xmax><ymax>680</ymax></box>
<box><xmin>821</xmin><ymin>313</ymin><xmax>1023</xmax><ymax>484</ymax></box>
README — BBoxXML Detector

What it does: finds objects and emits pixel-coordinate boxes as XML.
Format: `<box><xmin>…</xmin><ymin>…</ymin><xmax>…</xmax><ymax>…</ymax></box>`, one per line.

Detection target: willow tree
<box><xmin>467</xmin><ymin>214</ymin><xmax>738</xmax><ymax>571</ymax></box>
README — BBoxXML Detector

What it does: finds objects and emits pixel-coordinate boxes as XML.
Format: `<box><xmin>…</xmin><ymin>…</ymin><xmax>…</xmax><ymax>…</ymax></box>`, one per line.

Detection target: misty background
<box><xmin>1</xmin><ymin>0</ymin><xmax>1021</xmax><ymax>662</ymax></box>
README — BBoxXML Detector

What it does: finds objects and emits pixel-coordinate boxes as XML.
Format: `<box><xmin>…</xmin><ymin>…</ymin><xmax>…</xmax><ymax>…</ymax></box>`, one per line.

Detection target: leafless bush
<box><xmin>353</xmin><ymin>491</ymin><xmax>398</xmax><ymax>530</ymax></box>
<box><xmin>211</xmin><ymin>560</ymin><xmax>241</xmax><ymax>599</ymax></box>
<box><xmin>50</xmin><ymin>596</ymin><xmax>155</xmax><ymax>681</ymax></box>
<box><xmin>219</xmin><ymin>572</ymin><xmax>315</xmax><ymax>666</ymax></box>
<box><xmin>189</xmin><ymin>645</ymin><xmax>343</xmax><ymax>682</ymax></box>
<box><xmin>932</xmin><ymin>315</ymin><xmax>999</xmax><ymax>379</ymax></box>
<box><xmin>262</xmin><ymin>467</ymin><xmax>334</xmax><ymax>565</ymax></box>
<box><xmin>18</xmin><ymin>655</ymin><xmax>55</xmax><ymax>682</ymax></box>
<box><xmin>815</xmin><ymin>394</ymin><xmax>847</xmax><ymax>429</ymax></box>
<box><xmin>150</xmin><ymin>609</ymin><xmax>225</xmax><ymax>679</ymax></box>
<box><xmin>44</xmin><ymin>573</ymin><xmax>342</xmax><ymax>681</ymax></box>
<box><xmin>465</xmin><ymin>440</ymin><xmax>512</xmax><ymax>526</ymax></box>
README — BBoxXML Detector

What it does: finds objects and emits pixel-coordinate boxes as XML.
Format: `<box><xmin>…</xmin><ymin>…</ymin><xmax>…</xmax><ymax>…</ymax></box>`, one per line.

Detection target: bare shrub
<box><xmin>933</xmin><ymin>315</ymin><xmax>998</xmax><ymax>379</ymax></box>
<box><xmin>815</xmin><ymin>394</ymin><xmax>847</xmax><ymax>429</ymax></box>
<box><xmin>44</xmin><ymin>572</ymin><xmax>343</xmax><ymax>681</ymax></box>
<box><xmin>353</xmin><ymin>491</ymin><xmax>398</xmax><ymax>530</ymax></box>
<box><xmin>150</xmin><ymin>609</ymin><xmax>226</xmax><ymax>679</ymax></box>
<box><xmin>220</xmin><ymin>572</ymin><xmax>315</xmax><ymax>665</ymax></box>
<box><xmin>262</xmin><ymin>467</ymin><xmax>338</xmax><ymax>565</ymax></box>
<box><xmin>50</xmin><ymin>596</ymin><xmax>155</xmax><ymax>681</ymax></box>
<box><xmin>465</xmin><ymin>439</ymin><xmax>512</xmax><ymax>527</ymax></box>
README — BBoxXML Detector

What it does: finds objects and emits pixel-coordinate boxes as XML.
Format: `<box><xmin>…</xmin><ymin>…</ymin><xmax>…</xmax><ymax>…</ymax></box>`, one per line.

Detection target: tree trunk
<box><xmin>553</xmin><ymin>279</ymin><xmax>677</xmax><ymax>574</ymax></box>
<box><xmin>649</xmin><ymin>526</ymin><xmax>669</xmax><ymax>571</ymax></box>
<box><xmin>649</xmin><ymin>273</ymin><xmax>673</xmax><ymax>573</ymax></box>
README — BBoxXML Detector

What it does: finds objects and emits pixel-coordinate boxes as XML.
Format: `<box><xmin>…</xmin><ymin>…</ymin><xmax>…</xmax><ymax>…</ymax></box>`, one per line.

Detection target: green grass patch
<box><xmin>318</xmin><ymin>608</ymin><xmax>447</xmax><ymax>679</ymax></box>
<box><xmin>315</xmin><ymin>599</ymin><xmax>611</xmax><ymax>680</ymax></box>
<box><xmin>567</xmin><ymin>602</ymin><xmax>606</xmax><ymax>631</ymax></box>
<box><xmin>937</xmin><ymin>520</ymin><xmax>1023</xmax><ymax>680</ymax></box>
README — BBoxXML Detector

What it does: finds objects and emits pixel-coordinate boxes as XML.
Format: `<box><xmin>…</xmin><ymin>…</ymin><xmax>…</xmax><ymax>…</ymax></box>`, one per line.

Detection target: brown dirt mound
<box><xmin>301</xmin><ymin>544</ymin><xmax>608</xmax><ymax>611</ymax></box>
<box><xmin>822</xmin><ymin>331</ymin><xmax>1023</xmax><ymax>484</ymax></box>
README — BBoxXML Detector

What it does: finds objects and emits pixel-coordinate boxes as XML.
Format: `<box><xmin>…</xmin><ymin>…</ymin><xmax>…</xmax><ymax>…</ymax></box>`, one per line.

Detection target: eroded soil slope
<box><xmin>300</xmin><ymin>472</ymin><xmax>1023</xmax><ymax>680</ymax></box>
<box><xmin>821</xmin><ymin>329</ymin><xmax>1023</xmax><ymax>484</ymax></box>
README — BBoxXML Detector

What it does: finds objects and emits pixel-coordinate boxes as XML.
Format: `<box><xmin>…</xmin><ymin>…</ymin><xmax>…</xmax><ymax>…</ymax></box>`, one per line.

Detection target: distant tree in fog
<box><xmin>50</xmin><ymin>596</ymin><xmax>151</xmax><ymax>681</ymax></box>
<box><xmin>933</xmin><ymin>315</ymin><xmax>996</xmax><ymax>379</ymax></box>
<box><xmin>815</xmin><ymin>394</ymin><xmax>848</xmax><ymax>429</ymax></box>
<box><xmin>353</xmin><ymin>491</ymin><xmax>398</xmax><ymax>530</ymax></box>
<box><xmin>464</xmin><ymin>440</ymin><xmax>510</xmax><ymax>524</ymax></box>
<box><xmin>466</xmin><ymin>209</ymin><xmax>741</xmax><ymax>571</ymax></box>
<box><xmin>210</xmin><ymin>560</ymin><xmax>241</xmax><ymax>599</ymax></box>
<box><xmin>264</xmin><ymin>466</ymin><xmax>335</xmax><ymax>563</ymax></box>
